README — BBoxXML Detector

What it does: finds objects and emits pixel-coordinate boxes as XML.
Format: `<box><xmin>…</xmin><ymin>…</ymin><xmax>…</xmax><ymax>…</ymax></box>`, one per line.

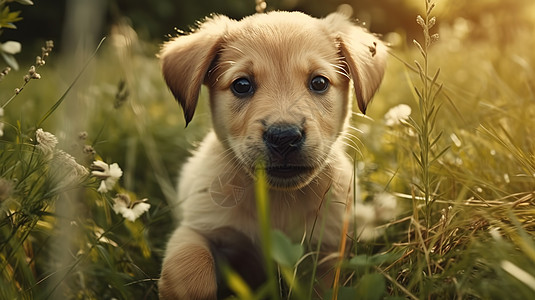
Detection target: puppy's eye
<box><xmin>309</xmin><ymin>76</ymin><xmax>329</xmax><ymax>93</ymax></box>
<box><xmin>231</xmin><ymin>78</ymin><xmax>254</xmax><ymax>97</ymax></box>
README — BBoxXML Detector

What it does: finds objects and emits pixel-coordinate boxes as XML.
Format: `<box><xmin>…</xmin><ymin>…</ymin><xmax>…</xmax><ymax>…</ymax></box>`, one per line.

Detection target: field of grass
<box><xmin>1</xmin><ymin>0</ymin><xmax>535</xmax><ymax>299</ymax></box>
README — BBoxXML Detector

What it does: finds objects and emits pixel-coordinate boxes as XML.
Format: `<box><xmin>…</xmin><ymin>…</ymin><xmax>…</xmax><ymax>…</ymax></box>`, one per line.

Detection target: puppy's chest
<box><xmin>227</xmin><ymin>190</ymin><xmax>346</xmax><ymax>247</ymax></box>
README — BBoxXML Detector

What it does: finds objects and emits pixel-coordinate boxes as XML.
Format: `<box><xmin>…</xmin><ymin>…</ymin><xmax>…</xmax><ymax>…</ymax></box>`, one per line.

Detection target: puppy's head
<box><xmin>161</xmin><ymin>11</ymin><xmax>387</xmax><ymax>189</ymax></box>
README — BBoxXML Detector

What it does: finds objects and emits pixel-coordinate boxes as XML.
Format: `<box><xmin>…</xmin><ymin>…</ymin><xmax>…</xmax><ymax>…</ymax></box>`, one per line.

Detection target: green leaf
<box><xmin>413</xmin><ymin>39</ymin><xmax>426</xmax><ymax>59</ymax></box>
<box><xmin>15</xmin><ymin>0</ymin><xmax>35</xmax><ymax>5</ymax></box>
<box><xmin>430</xmin><ymin>68</ymin><xmax>441</xmax><ymax>87</ymax></box>
<box><xmin>349</xmin><ymin>254</ymin><xmax>372</xmax><ymax>267</ymax></box>
<box><xmin>429</xmin><ymin>131</ymin><xmax>443</xmax><ymax>149</ymax></box>
<box><xmin>411</xmin><ymin>151</ymin><xmax>423</xmax><ymax>168</ymax></box>
<box><xmin>355</xmin><ymin>273</ymin><xmax>386</xmax><ymax>300</ymax></box>
<box><xmin>270</xmin><ymin>229</ymin><xmax>303</xmax><ymax>267</ymax></box>
<box><xmin>0</xmin><ymin>7</ymin><xmax>23</xmax><ymax>29</ymax></box>
<box><xmin>324</xmin><ymin>287</ymin><xmax>358</xmax><ymax>300</ymax></box>
<box><xmin>430</xmin><ymin>146</ymin><xmax>451</xmax><ymax>165</ymax></box>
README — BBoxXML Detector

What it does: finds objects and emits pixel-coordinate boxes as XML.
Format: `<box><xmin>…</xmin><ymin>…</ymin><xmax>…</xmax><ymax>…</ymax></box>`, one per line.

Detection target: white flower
<box><xmin>52</xmin><ymin>150</ymin><xmax>89</xmax><ymax>184</ymax></box>
<box><xmin>384</xmin><ymin>104</ymin><xmax>412</xmax><ymax>126</ymax></box>
<box><xmin>489</xmin><ymin>227</ymin><xmax>502</xmax><ymax>241</ymax></box>
<box><xmin>373</xmin><ymin>192</ymin><xmax>398</xmax><ymax>221</ymax></box>
<box><xmin>91</xmin><ymin>160</ymin><xmax>123</xmax><ymax>193</ymax></box>
<box><xmin>35</xmin><ymin>128</ymin><xmax>58</xmax><ymax>156</ymax></box>
<box><xmin>112</xmin><ymin>194</ymin><xmax>150</xmax><ymax>222</ymax></box>
<box><xmin>0</xmin><ymin>41</ymin><xmax>22</xmax><ymax>55</ymax></box>
<box><xmin>354</xmin><ymin>203</ymin><xmax>380</xmax><ymax>240</ymax></box>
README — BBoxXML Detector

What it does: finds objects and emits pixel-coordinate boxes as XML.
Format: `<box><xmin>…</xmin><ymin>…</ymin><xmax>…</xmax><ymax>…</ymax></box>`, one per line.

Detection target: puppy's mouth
<box><xmin>261</xmin><ymin>164</ymin><xmax>317</xmax><ymax>190</ymax></box>
<box><xmin>266</xmin><ymin>165</ymin><xmax>314</xmax><ymax>179</ymax></box>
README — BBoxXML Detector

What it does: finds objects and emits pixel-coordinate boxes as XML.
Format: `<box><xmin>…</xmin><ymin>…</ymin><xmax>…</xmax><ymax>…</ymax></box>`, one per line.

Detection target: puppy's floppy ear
<box><xmin>160</xmin><ymin>15</ymin><xmax>233</xmax><ymax>125</ymax></box>
<box><xmin>325</xmin><ymin>13</ymin><xmax>388</xmax><ymax>114</ymax></box>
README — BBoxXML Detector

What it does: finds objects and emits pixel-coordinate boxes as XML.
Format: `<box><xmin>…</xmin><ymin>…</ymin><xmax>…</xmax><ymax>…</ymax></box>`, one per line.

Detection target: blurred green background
<box><xmin>5</xmin><ymin>0</ymin><xmax>533</xmax><ymax>54</ymax></box>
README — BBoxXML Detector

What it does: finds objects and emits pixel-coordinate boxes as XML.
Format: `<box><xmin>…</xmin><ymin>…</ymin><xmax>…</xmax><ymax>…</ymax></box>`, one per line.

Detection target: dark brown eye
<box><xmin>309</xmin><ymin>76</ymin><xmax>329</xmax><ymax>93</ymax></box>
<box><xmin>231</xmin><ymin>77</ymin><xmax>254</xmax><ymax>97</ymax></box>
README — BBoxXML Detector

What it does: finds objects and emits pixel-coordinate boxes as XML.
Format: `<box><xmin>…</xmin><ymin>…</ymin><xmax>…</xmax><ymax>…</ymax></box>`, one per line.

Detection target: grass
<box><xmin>1</xmin><ymin>0</ymin><xmax>535</xmax><ymax>299</ymax></box>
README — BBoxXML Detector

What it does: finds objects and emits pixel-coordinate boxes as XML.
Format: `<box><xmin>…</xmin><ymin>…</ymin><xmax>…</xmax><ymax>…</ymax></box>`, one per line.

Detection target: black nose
<box><xmin>263</xmin><ymin>124</ymin><xmax>304</xmax><ymax>160</ymax></box>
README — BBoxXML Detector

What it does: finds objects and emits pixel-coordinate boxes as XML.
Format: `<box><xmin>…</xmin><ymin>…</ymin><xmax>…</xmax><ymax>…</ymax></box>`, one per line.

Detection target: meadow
<box><xmin>1</xmin><ymin>0</ymin><xmax>534</xmax><ymax>299</ymax></box>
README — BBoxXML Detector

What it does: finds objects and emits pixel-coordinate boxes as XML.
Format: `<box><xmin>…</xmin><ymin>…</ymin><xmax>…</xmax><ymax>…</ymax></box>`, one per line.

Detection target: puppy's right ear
<box><xmin>160</xmin><ymin>15</ymin><xmax>232</xmax><ymax>126</ymax></box>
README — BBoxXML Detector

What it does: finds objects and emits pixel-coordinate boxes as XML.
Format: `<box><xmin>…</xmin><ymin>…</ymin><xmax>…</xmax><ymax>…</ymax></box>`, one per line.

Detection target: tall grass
<box><xmin>1</xmin><ymin>0</ymin><xmax>534</xmax><ymax>299</ymax></box>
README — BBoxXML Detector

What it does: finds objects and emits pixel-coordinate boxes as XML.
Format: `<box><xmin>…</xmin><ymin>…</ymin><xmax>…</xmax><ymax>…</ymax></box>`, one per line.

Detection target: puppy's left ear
<box><xmin>326</xmin><ymin>13</ymin><xmax>388</xmax><ymax>114</ymax></box>
<box><xmin>160</xmin><ymin>15</ymin><xmax>233</xmax><ymax>126</ymax></box>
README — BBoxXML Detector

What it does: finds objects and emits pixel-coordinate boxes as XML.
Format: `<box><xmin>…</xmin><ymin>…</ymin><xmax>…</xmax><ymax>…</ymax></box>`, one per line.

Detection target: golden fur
<box><xmin>159</xmin><ymin>11</ymin><xmax>387</xmax><ymax>299</ymax></box>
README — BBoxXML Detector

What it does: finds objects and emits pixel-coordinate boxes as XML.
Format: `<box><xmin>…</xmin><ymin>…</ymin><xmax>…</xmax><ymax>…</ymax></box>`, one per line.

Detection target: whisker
<box><xmin>351</xmin><ymin>112</ymin><xmax>374</xmax><ymax>121</ymax></box>
<box><xmin>346</xmin><ymin>125</ymin><xmax>364</xmax><ymax>134</ymax></box>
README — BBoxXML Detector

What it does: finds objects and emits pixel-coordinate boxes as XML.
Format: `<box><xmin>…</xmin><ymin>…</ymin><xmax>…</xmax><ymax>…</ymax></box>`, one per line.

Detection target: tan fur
<box><xmin>159</xmin><ymin>227</ymin><xmax>217</xmax><ymax>299</ymax></box>
<box><xmin>159</xmin><ymin>11</ymin><xmax>387</xmax><ymax>299</ymax></box>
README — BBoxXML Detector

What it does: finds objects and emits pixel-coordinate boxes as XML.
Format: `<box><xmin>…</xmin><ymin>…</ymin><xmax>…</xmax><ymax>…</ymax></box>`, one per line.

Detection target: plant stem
<box><xmin>255</xmin><ymin>161</ymin><xmax>280</xmax><ymax>300</ymax></box>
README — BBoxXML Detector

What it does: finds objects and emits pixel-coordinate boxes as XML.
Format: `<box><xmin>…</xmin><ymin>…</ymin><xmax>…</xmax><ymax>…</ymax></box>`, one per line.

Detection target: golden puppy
<box><xmin>159</xmin><ymin>11</ymin><xmax>387</xmax><ymax>299</ymax></box>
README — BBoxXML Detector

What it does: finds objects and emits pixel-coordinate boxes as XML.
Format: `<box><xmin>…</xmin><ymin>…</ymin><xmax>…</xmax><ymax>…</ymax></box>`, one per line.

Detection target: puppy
<box><xmin>159</xmin><ymin>11</ymin><xmax>387</xmax><ymax>299</ymax></box>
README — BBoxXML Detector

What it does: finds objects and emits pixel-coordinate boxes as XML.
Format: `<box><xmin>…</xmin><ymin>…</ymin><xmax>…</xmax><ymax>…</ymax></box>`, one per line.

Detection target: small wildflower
<box><xmin>373</xmin><ymin>192</ymin><xmax>398</xmax><ymax>221</ymax></box>
<box><xmin>36</xmin><ymin>56</ymin><xmax>45</xmax><ymax>66</ymax></box>
<box><xmin>36</xmin><ymin>128</ymin><xmax>58</xmax><ymax>156</ymax></box>
<box><xmin>255</xmin><ymin>0</ymin><xmax>267</xmax><ymax>14</ymax></box>
<box><xmin>53</xmin><ymin>150</ymin><xmax>89</xmax><ymax>179</ymax></box>
<box><xmin>354</xmin><ymin>203</ymin><xmax>381</xmax><ymax>241</ymax></box>
<box><xmin>44</xmin><ymin>40</ymin><xmax>54</xmax><ymax>53</ymax></box>
<box><xmin>83</xmin><ymin>145</ymin><xmax>96</xmax><ymax>155</ymax></box>
<box><xmin>416</xmin><ymin>15</ymin><xmax>425</xmax><ymax>27</ymax></box>
<box><xmin>0</xmin><ymin>41</ymin><xmax>22</xmax><ymax>55</ymax></box>
<box><xmin>27</xmin><ymin>66</ymin><xmax>41</xmax><ymax>80</ymax></box>
<box><xmin>112</xmin><ymin>193</ymin><xmax>150</xmax><ymax>222</ymax></box>
<box><xmin>489</xmin><ymin>227</ymin><xmax>502</xmax><ymax>241</ymax></box>
<box><xmin>91</xmin><ymin>160</ymin><xmax>122</xmax><ymax>193</ymax></box>
<box><xmin>0</xmin><ymin>67</ymin><xmax>11</xmax><ymax>81</ymax></box>
<box><xmin>450</xmin><ymin>133</ymin><xmax>462</xmax><ymax>147</ymax></box>
<box><xmin>39</xmin><ymin>40</ymin><xmax>54</xmax><ymax>65</ymax></box>
<box><xmin>78</xmin><ymin>131</ymin><xmax>88</xmax><ymax>140</ymax></box>
<box><xmin>428</xmin><ymin>16</ymin><xmax>436</xmax><ymax>28</ymax></box>
<box><xmin>384</xmin><ymin>104</ymin><xmax>412</xmax><ymax>126</ymax></box>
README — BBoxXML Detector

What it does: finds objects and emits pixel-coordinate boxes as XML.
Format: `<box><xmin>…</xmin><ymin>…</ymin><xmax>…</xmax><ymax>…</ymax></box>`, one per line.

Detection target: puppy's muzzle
<box><xmin>263</xmin><ymin>124</ymin><xmax>304</xmax><ymax>162</ymax></box>
<box><xmin>262</xmin><ymin>124</ymin><xmax>313</xmax><ymax>181</ymax></box>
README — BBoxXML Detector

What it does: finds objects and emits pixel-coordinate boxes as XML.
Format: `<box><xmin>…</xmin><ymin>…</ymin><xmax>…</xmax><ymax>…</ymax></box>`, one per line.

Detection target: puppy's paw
<box><xmin>203</xmin><ymin>227</ymin><xmax>265</xmax><ymax>298</ymax></box>
<box><xmin>159</xmin><ymin>229</ymin><xmax>217</xmax><ymax>300</ymax></box>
